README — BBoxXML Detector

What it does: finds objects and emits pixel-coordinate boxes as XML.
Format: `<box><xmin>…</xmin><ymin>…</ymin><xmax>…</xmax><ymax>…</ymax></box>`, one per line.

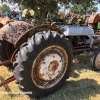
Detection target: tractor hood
<box><xmin>63</xmin><ymin>25</ymin><xmax>94</xmax><ymax>36</ymax></box>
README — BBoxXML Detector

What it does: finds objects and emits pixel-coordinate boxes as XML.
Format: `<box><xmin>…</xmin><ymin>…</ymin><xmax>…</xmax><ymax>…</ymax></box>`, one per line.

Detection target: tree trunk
<box><xmin>37</xmin><ymin>8</ymin><xmax>47</xmax><ymax>25</ymax></box>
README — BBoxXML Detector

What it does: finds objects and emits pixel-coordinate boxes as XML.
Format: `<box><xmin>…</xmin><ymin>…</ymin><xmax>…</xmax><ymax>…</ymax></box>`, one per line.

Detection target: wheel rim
<box><xmin>95</xmin><ymin>52</ymin><xmax>100</xmax><ymax>69</ymax></box>
<box><xmin>31</xmin><ymin>45</ymin><xmax>68</xmax><ymax>89</ymax></box>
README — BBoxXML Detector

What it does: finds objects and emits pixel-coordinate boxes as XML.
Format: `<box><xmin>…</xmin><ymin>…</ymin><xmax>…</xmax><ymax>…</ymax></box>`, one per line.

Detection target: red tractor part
<box><xmin>0</xmin><ymin>17</ymin><xmax>12</xmax><ymax>26</ymax></box>
<box><xmin>0</xmin><ymin>76</ymin><xmax>15</xmax><ymax>86</ymax></box>
<box><xmin>88</xmin><ymin>13</ymin><xmax>100</xmax><ymax>34</ymax></box>
<box><xmin>88</xmin><ymin>13</ymin><xmax>100</xmax><ymax>23</ymax></box>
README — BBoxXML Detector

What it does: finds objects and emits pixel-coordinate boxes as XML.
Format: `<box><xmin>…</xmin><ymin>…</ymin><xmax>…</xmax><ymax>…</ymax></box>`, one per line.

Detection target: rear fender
<box><xmin>0</xmin><ymin>21</ymin><xmax>33</xmax><ymax>44</ymax></box>
<box><xmin>0</xmin><ymin>21</ymin><xmax>63</xmax><ymax>49</ymax></box>
<box><xmin>15</xmin><ymin>25</ymin><xmax>63</xmax><ymax>49</ymax></box>
<box><xmin>88</xmin><ymin>13</ymin><xmax>100</xmax><ymax>23</ymax></box>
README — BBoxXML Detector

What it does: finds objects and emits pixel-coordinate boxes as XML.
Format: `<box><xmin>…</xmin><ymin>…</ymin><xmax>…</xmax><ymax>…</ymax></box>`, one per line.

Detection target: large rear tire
<box><xmin>13</xmin><ymin>31</ymin><xmax>73</xmax><ymax>98</ymax></box>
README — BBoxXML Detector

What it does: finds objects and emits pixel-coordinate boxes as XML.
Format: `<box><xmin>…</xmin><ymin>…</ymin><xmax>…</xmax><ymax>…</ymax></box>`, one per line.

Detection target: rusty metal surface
<box><xmin>6</xmin><ymin>41</ymin><xmax>16</xmax><ymax>59</ymax></box>
<box><xmin>0</xmin><ymin>49</ymin><xmax>17</xmax><ymax>66</ymax></box>
<box><xmin>73</xmin><ymin>48</ymin><xmax>91</xmax><ymax>52</ymax></box>
<box><xmin>0</xmin><ymin>59</ymin><xmax>12</xmax><ymax>66</ymax></box>
<box><xmin>72</xmin><ymin>45</ymin><xmax>90</xmax><ymax>49</ymax></box>
<box><xmin>0</xmin><ymin>21</ymin><xmax>33</xmax><ymax>44</ymax></box>
<box><xmin>88</xmin><ymin>13</ymin><xmax>100</xmax><ymax>23</ymax></box>
<box><xmin>31</xmin><ymin>45</ymin><xmax>68</xmax><ymax>89</ymax></box>
<box><xmin>15</xmin><ymin>25</ymin><xmax>63</xmax><ymax>49</ymax></box>
<box><xmin>0</xmin><ymin>17</ymin><xmax>12</xmax><ymax>26</ymax></box>
<box><xmin>93</xmin><ymin>39</ymin><xmax>100</xmax><ymax>44</ymax></box>
<box><xmin>36</xmin><ymin>53</ymin><xmax>62</xmax><ymax>81</ymax></box>
<box><xmin>0</xmin><ymin>76</ymin><xmax>15</xmax><ymax>86</ymax></box>
<box><xmin>92</xmin><ymin>35</ymin><xmax>100</xmax><ymax>44</ymax></box>
<box><xmin>95</xmin><ymin>52</ymin><xmax>100</xmax><ymax>69</ymax></box>
<box><xmin>11</xmin><ymin>49</ymin><xmax>18</xmax><ymax>62</ymax></box>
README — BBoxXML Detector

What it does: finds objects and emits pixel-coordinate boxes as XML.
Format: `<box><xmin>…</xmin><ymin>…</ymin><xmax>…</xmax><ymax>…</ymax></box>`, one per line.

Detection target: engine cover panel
<box><xmin>63</xmin><ymin>25</ymin><xmax>94</xmax><ymax>36</ymax></box>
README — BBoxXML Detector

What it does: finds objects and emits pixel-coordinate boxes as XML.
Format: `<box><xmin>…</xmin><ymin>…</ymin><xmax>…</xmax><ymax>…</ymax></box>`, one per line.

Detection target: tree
<box><xmin>88</xmin><ymin>6</ymin><xmax>98</xmax><ymax>14</ymax></box>
<box><xmin>1</xmin><ymin>4</ymin><xmax>11</xmax><ymax>12</ymax></box>
<box><xmin>1</xmin><ymin>0</ymin><xmax>100</xmax><ymax>25</ymax></box>
<box><xmin>70</xmin><ymin>4</ymin><xmax>83</xmax><ymax>14</ymax></box>
<box><xmin>70</xmin><ymin>1</ymin><xmax>98</xmax><ymax>15</ymax></box>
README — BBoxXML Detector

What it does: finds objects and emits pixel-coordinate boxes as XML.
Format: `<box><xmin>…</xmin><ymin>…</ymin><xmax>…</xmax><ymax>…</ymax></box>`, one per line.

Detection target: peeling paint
<box><xmin>0</xmin><ymin>21</ymin><xmax>33</xmax><ymax>44</ymax></box>
<box><xmin>31</xmin><ymin>45</ymin><xmax>68</xmax><ymax>89</ymax></box>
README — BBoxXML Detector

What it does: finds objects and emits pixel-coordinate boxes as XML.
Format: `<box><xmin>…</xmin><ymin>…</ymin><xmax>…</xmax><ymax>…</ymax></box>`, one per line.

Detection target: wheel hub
<box><xmin>37</xmin><ymin>53</ymin><xmax>62</xmax><ymax>81</ymax></box>
<box><xmin>31</xmin><ymin>45</ymin><xmax>68</xmax><ymax>89</ymax></box>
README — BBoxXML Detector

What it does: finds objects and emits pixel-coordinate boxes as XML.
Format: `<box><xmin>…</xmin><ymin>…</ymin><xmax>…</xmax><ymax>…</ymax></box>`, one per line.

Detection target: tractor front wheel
<box><xmin>90</xmin><ymin>46</ymin><xmax>100</xmax><ymax>71</ymax></box>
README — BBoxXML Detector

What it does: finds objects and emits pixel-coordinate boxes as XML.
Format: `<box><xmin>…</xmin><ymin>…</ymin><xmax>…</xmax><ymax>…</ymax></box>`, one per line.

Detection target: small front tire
<box><xmin>90</xmin><ymin>47</ymin><xmax>100</xmax><ymax>71</ymax></box>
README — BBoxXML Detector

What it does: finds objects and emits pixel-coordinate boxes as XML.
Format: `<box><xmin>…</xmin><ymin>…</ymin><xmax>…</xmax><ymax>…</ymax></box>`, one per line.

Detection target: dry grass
<box><xmin>0</xmin><ymin>43</ymin><xmax>100</xmax><ymax>100</ymax></box>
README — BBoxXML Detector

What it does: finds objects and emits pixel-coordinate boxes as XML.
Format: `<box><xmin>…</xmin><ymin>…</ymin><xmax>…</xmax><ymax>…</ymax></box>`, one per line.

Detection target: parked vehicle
<box><xmin>88</xmin><ymin>13</ymin><xmax>100</xmax><ymax>34</ymax></box>
<box><xmin>0</xmin><ymin>21</ymin><xmax>100</xmax><ymax>98</ymax></box>
<box><xmin>70</xmin><ymin>13</ymin><xmax>100</xmax><ymax>34</ymax></box>
<box><xmin>69</xmin><ymin>14</ymin><xmax>90</xmax><ymax>26</ymax></box>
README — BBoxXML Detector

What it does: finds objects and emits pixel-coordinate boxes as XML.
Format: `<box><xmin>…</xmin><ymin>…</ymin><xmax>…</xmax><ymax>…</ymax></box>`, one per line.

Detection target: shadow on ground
<box><xmin>30</xmin><ymin>79</ymin><xmax>100</xmax><ymax>100</ymax></box>
<box><xmin>70</xmin><ymin>51</ymin><xmax>94</xmax><ymax>78</ymax></box>
<box><xmin>30</xmin><ymin>51</ymin><xmax>100</xmax><ymax>100</ymax></box>
<box><xmin>0</xmin><ymin>76</ymin><xmax>15</xmax><ymax>98</ymax></box>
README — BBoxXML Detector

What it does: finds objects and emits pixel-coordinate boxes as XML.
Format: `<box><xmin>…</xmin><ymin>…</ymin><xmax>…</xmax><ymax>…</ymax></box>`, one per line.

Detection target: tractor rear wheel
<box><xmin>13</xmin><ymin>31</ymin><xmax>73</xmax><ymax>98</ymax></box>
<box><xmin>0</xmin><ymin>39</ymin><xmax>15</xmax><ymax>68</ymax></box>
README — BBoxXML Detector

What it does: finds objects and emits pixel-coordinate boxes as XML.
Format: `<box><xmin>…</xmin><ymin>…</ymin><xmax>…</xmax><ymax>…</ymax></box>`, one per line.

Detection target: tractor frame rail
<box><xmin>0</xmin><ymin>76</ymin><xmax>15</xmax><ymax>86</ymax></box>
<box><xmin>0</xmin><ymin>49</ymin><xmax>17</xmax><ymax>86</ymax></box>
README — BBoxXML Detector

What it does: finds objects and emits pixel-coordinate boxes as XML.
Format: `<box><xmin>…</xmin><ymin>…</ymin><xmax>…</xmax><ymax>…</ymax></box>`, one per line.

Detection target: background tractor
<box><xmin>88</xmin><ymin>13</ymin><xmax>100</xmax><ymax>34</ymax></box>
<box><xmin>0</xmin><ymin>21</ymin><xmax>100</xmax><ymax>98</ymax></box>
<box><xmin>69</xmin><ymin>14</ymin><xmax>90</xmax><ymax>26</ymax></box>
<box><xmin>69</xmin><ymin>13</ymin><xmax>100</xmax><ymax>34</ymax></box>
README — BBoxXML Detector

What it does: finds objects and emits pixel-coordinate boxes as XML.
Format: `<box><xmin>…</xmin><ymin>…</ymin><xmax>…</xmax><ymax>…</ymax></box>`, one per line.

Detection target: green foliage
<box><xmin>70</xmin><ymin>4</ymin><xmax>83</xmax><ymax>14</ymax></box>
<box><xmin>70</xmin><ymin>1</ymin><xmax>98</xmax><ymax>15</ymax></box>
<box><xmin>25</xmin><ymin>8</ymin><xmax>31</xmax><ymax>18</ymax></box>
<box><xmin>0</xmin><ymin>4</ymin><xmax>11</xmax><ymax>12</ymax></box>
<box><xmin>20</xmin><ymin>5</ymin><xmax>26</xmax><ymax>11</ymax></box>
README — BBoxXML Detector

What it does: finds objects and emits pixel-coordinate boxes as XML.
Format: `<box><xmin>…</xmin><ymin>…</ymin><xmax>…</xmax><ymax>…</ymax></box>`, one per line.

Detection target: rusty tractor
<box><xmin>0</xmin><ymin>21</ymin><xmax>100</xmax><ymax>98</ymax></box>
<box><xmin>88</xmin><ymin>13</ymin><xmax>100</xmax><ymax>34</ymax></box>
